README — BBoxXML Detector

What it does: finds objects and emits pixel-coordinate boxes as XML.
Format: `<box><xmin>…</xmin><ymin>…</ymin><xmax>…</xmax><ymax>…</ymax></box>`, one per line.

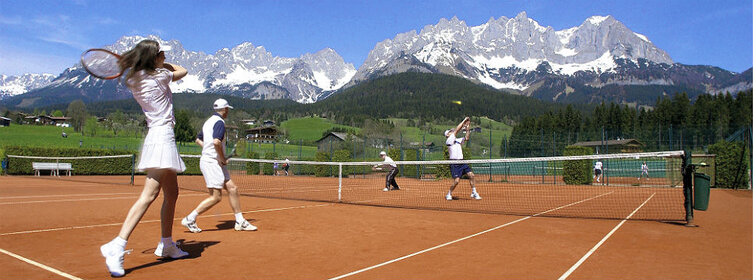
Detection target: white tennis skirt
<box><xmin>137</xmin><ymin>125</ymin><xmax>186</xmax><ymax>172</ymax></box>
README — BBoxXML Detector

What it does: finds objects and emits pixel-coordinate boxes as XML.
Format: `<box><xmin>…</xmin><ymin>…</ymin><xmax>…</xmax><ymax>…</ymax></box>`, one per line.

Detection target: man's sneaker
<box><xmin>382</xmin><ymin>187</ymin><xmax>389</xmax><ymax>192</ymax></box>
<box><xmin>471</xmin><ymin>192</ymin><xmax>482</xmax><ymax>200</ymax></box>
<box><xmin>235</xmin><ymin>220</ymin><xmax>258</xmax><ymax>231</ymax></box>
<box><xmin>445</xmin><ymin>193</ymin><xmax>453</xmax><ymax>201</ymax></box>
<box><xmin>181</xmin><ymin>217</ymin><xmax>202</xmax><ymax>233</ymax></box>
<box><xmin>100</xmin><ymin>242</ymin><xmax>131</xmax><ymax>277</ymax></box>
<box><xmin>154</xmin><ymin>241</ymin><xmax>189</xmax><ymax>259</ymax></box>
<box><xmin>392</xmin><ymin>187</ymin><xmax>400</xmax><ymax>190</ymax></box>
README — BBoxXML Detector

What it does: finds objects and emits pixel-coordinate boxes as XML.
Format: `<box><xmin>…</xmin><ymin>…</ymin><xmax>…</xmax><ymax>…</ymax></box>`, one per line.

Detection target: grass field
<box><xmin>279</xmin><ymin>117</ymin><xmax>359</xmax><ymax>143</ymax></box>
<box><xmin>1</xmin><ymin>116</ymin><xmax>513</xmax><ymax>160</ymax></box>
<box><xmin>0</xmin><ymin>125</ymin><xmax>144</xmax><ymax>151</ymax></box>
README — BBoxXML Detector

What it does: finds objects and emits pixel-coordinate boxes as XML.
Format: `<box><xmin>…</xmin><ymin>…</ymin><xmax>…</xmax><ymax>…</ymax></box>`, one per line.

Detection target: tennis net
<box><xmin>177</xmin><ymin>151</ymin><xmax>686</xmax><ymax>221</ymax></box>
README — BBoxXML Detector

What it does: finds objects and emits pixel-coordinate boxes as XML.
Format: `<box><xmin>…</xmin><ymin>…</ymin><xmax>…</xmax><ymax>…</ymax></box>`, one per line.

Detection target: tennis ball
<box><xmin>452</xmin><ymin>100</ymin><xmax>462</xmax><ymax>105</ymax></box>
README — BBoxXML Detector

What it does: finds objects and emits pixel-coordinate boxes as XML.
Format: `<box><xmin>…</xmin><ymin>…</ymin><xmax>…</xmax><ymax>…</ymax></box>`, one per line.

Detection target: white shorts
<box><xmin>200</xmin><ymin>158</ymin><xmax>230</xmax><ymax>189</ymax></box>
<box><xmin>137</xmin><ymin>125</ymin><xmax>186</xmax><ymax>172</ymax></box>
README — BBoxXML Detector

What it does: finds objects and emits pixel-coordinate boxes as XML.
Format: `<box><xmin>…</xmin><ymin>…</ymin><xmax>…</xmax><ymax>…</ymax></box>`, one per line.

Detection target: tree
<box><xmin>174</xmin><ymin>109</ymin><xmax>196</xmax><ymax>143</ymax></box>
<box><xmin>66</xmin><ymin>100</ymin><xmax>88</xmax><ymax>132</ymax></box>
<box><xmin>84</xmin><ymin>116</ymin><xmax>99</xmax><ymax>136</ymax></box>
<box><xmin>106</xmin><ymin>110</ymin><xmax>127</xmax><ymax>136</ymax></box>
<box><xmin>52</xmin><ymin>110</ymin><xmax>64</xmax><ymax>117</ymax></box>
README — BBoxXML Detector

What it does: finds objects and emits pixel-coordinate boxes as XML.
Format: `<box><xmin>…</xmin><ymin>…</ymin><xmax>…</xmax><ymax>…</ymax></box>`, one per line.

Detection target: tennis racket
<box><xmin>80</xmin><ymin>49</ymin><xmax>122</xmax><ymax>79</ymax></box>
<box><xmin>225</xmin><ymin>130</ymin><xmax>240</xmax><ymax>160</ymax></box>
<box><xmin>225</xmin><ymin>142</ymin><xmax>238</xmax><ymax>160</ymax></box>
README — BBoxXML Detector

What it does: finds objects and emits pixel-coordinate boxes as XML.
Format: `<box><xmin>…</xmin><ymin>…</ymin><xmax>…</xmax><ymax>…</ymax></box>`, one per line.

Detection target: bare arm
<box><xmin>163</xmin><ymin>63</ymin><xmax>188</xmax><ymax>81</ymax></box>
<box><xmin>213</xmin><ymin>139</ymin><xmax>227</xmax><ymax>165</ymax></box>
<box><xmin>464</xmin><ymin>122</ymin><xmax>471</xmax><ymax>141</ymax></box>
<box><xmin>451</xmin><ymin>117</ymin><xmax>470</xmax><ymax>142</ymax></box>
<box><xmin>195</xmin><ymin>138</ymin><xmax>203</xmax><ymax>147</ymax></box>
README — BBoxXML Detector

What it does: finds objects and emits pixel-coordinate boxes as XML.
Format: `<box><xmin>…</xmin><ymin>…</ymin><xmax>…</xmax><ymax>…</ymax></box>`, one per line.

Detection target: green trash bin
<box><xmin>693</xmin><ymin>173</ymin><xmax>710</xmax><ymax>211</ymax></box>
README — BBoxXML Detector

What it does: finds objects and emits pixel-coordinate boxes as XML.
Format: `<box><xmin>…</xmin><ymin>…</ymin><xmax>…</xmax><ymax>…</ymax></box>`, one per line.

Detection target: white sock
<box><xmin>471</xmin><ymin>187</ymin><xmax>477</xmax><ymax>193</ymax></box>
<box><xmin>160</xmin><ymin>237</ymin><xmax>173</xmax><ymax>245</ymax></box>
<box><xmin>187</xmin><ymin>210</ymin><xmax>199</xmax><ymax>222</ymax></box>
<box><xmin>234</xmin><ymin>213</ymin><xmax>245</xmax><ymax>223</ymax></box>
<box><xmin>111</xmin><ymin>237</ymin><xmax>127</xmax><ymax>249</ymax></box>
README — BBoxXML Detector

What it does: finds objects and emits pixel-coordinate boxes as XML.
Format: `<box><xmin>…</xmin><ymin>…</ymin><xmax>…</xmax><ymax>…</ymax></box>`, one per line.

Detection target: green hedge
<box><xmin>399</xmin><ymin>148</ymin><xmax>419</xmax><ymax>178</ymax></box>
<box><xmin>181</xmin><ymin>156</ymin><xmax>201</xmax><ymax>175</ymax></box>
<box><xmin>4</xmin><ymin>146</ymin><xmax>135</xmax><ymax>175</ymax></box>
<box><xmin>562</xmin><ymin>145</ymin><xmax>593</xmax><ymax>185</ymax></box>
<box><xmin>246</xmin><ymin>151</ymin><xmax>260</xmax><ymax>175</ymax></box>
<box><xmin>314</xmin><ymin>151</ymin><xmax>331</xmax><ymax>177</ymax></box>
<box><xmin>262</xmin><ymin>152</ymin><xmax>278</xmax><ymax>175</ymax></box>
<box><xmin>708</xmin><ymin>140</ymin><xmax>750</xmax><ymax>189</ymax></box>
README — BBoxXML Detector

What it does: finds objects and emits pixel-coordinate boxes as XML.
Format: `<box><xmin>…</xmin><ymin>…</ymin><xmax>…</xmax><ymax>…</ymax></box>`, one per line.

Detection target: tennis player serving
<box><xmin>445</xmin><ymin>117</ymin><xmax>481</xmax><ymax>200</ymax></box>
<box><xmin>99</xmin><ymin>40</ymin><xmax>189</xmax><ymax>277</ymax></box>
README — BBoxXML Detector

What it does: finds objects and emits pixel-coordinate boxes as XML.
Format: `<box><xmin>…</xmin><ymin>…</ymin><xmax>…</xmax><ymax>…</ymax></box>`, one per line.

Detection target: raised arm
<box><xmin>450</xmin><ymin>117</ymin><xmax>470</xmax><ymax>137</ymax></box>
<box><xmin>163</xmin><ymin>62</ymin><xmax>188</xmax><ymax>81</ymax></box>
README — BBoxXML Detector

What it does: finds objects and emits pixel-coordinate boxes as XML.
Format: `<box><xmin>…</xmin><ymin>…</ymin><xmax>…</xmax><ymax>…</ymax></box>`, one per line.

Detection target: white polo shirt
<box><xmin>594</xmin><ymin>161</ymin><xmax>603</xmax><ymax>170</ymax></box>
<box><xmin>446</xmin><ymin>134</ymin><xmax>465</xmax><ymax>160</ymax></box>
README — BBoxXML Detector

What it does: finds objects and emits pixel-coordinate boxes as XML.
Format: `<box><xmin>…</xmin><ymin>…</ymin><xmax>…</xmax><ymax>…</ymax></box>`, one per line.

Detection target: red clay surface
<box><xmin>0</xmin><ymin>175</ymin><xmax>751</xmax><ymax>279</ymax></box>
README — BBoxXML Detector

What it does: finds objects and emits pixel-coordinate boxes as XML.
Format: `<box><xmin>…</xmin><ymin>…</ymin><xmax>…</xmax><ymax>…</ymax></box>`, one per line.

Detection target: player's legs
<box><xmin>225</xmin><ymin>179</ymin><xmax>243</xmax><ymax>213</ymax></box>
<box><xmin>195</xmin><ymin>188</ymin><xmax>223</xmax><ymax>214</ymax></box>
<box><xmin>117</xmin><ymin>169</ymin><xmax>165</xmax><ymax>240</ymax></box>
<box><xmin>388</xmin><ymin>168</ymin><xmax>399</xmax><ymax>190</ymax></box>
<box><xmin>159</xmin><ymin>169</ymin><xmax>178</xmax><ymax>238</ymax></box>
<box><xmin>466</xmin><ymin>168</ymin><xmax>481</xmax><ymax>200</ymax></box>
<box><xmin>225</xmin><ymin>179</ymin><xmax>257</xmax><ymax>231</ymax></box>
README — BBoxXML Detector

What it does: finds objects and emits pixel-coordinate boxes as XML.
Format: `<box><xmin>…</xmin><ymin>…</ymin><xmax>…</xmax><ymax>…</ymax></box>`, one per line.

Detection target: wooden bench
<box><xmin>32</xmin><ymin>162</ymin><xmax>73</xmax><ymax>176</ymax></box>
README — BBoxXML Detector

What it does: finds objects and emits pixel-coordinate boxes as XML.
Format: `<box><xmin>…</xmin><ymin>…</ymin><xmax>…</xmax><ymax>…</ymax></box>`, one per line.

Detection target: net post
<box><xmin>682</xmin><ymin>150</ymin><xmax>696</xmax><ymax>227</ymax></box>
<box><xmin>338</xmin><ymin>163</ymin><xmax>343</xmax><ymax>202</ymax></box>
<box><xmin>130</xmin><ymin>154</ymin><xmax>135</xmax><ymax>185</ymax></box>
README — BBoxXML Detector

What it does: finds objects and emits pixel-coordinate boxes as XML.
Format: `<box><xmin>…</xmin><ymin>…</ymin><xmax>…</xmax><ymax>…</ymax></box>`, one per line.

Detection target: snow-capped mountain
<box><xmin>3</xmin><ymin>35</ymin><xmax>356</xmax><ymax>107</ymax></box>
<box><xmin>0</xmin><ymin>74</ymin><xmax>55</xmax><ymax>98</ymax></box>
<box><xmin>347</xmin><ymin>12</ymin><xmax>750</xmax><ymax>103</ymax></box>
<box><xmin>2</xmin><ymin>13</ymin><xmax>751</xmax><ymax>109</ymax></box>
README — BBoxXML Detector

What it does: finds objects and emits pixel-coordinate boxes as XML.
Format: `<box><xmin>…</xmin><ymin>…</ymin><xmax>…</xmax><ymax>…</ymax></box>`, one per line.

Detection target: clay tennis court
<box><xmin>0</xmin><ymin>175</ymin><xmax>751</xmax><ymax>279</ymax></box>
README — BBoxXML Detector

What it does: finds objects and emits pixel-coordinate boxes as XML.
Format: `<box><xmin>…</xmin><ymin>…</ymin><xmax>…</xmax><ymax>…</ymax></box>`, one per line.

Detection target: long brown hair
<box><xmin>118</xmin><ymin>40</ymin><xmax>160</xmax><ymax>82</ymax></box>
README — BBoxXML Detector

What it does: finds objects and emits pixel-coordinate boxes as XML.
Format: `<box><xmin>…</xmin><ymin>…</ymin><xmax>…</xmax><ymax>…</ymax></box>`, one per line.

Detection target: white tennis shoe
<box><xmin>383</xmin><ymin>187</ymin><xmax>389</xmax><ymax>192</ymax></box>
<box><xmin>235</xmin><ymin>220</ymin><xmax>258</xmax><ymax>231</ymax></box>
<box><xmin>154</xmin><ymin>241</ymin><xmax>189</xmax><ymax>259</ymax></box>
<box><xmin>181</xmin><ymin>217</ymin><xmax>202</xmax><ymax>233</ymax></box>
<box><xmin>445</xmin><ymin>193</ymin><xmax>453</xmax><ymax>201</ymax></box>
<box><xmin>471</xmin><ymin>191</ymin><xmax>482</xmax><ymax>200</ymax></box>
<box><xmin>100</xmin><ymin>242</ymin><xmax>131</xmax><ymax>277</ymax></box>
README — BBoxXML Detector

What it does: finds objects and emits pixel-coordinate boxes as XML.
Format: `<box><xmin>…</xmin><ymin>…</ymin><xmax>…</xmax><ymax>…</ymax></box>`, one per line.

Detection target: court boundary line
<box><xmin>0</xmin><ymin>248</ymin><xmax>84</xmax><ymax>280</ymax></box>
<box><xmin>0</xmin><ymin>193</ymin><xmax>208</xmax><ymax>205</ymax></box>
<box><xmin>327</xmin><ymin>191</ymin><xmax>615</xmax><ymax>280</ymax></box>
<box><xmin>0</xmin><ymin>203</ymin><xmax>332</xmax><ymax>236</ymax></box>
<box><xmin>557</xmin><ymin>193</ymin><xmax>656</xmax><ymax>280</ymax></box>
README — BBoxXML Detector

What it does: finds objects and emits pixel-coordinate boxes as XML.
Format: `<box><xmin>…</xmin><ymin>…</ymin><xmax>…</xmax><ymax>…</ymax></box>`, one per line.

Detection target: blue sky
<box><xmin>0</xmin><ymin>0</ymin><xmax>752</xmax><ymax>76</ymax></box>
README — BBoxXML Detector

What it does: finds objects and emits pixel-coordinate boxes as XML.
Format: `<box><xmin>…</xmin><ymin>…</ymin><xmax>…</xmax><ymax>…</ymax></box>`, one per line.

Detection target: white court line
<box><xmin>328</xmin><ymin>191</ymin><xmax>615</xmax><ymax>280</ymax></box>
<box><xmin>557</xmin><ymin>193</ymin><xmax>656</xmax><ymax>280</ymax></box>
<box><xmin>0</xmin><ymin>193</ymin><xmax>208</xmax><ymax>205</ymax></box>
<box><xmin>0</xmin><ymin>192</ymin><xmax>140</xmax><ymax>199</ymax></box>
<box><xmin>0</xmin><ymin>203</ymin><xmax>332</xmax><ymax>236</ymax></box>
<box><xmin>0</xmin><ymin>248</ymin><xmax>84</xmax><ymax>280</ymax></box>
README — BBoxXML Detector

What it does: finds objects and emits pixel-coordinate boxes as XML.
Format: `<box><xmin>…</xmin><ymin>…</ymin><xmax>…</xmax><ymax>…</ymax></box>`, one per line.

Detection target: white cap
<box><xmin>213</xmin><ymin>98</ymin><xmax>233</xmax><ymax>110</ymax></box>
<box><xmin>379</xmin><ymin>151</ymin><xmax>387</xmax><ymax>156</ymax></box>
<box><xmin>444</xmin><ymin>129</ymin><xmax>452</xmax><ymax>137</ymax></box>
<box><xmin>159</xmin><ymin>45</ymin><xmax>172</xmax><ymax>52</ymax></box>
